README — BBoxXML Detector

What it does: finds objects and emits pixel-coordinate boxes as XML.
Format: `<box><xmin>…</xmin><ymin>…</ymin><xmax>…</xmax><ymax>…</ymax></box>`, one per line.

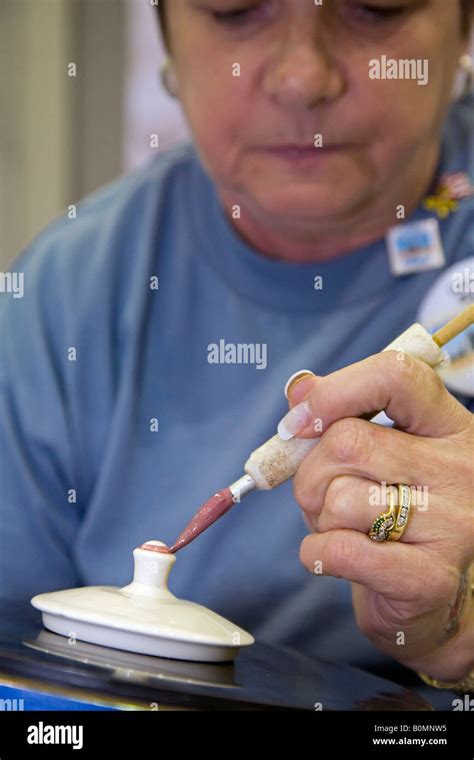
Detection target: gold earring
<box><xmin>160</xmin><ymin>59</ymin><xmax>178</xmax><ymax>98</ymax></box>
<box><xmin>459</xmin><ymin>53</ymin><xmax>474</xmax><ymax>98</ymax></box>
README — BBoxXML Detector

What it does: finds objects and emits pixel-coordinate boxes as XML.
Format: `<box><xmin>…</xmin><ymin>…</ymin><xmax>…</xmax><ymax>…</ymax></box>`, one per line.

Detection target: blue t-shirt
<box><xmin>0</xmin><ymin>94</ymin><xmax>472</xmax><ymax>678</ymax></box>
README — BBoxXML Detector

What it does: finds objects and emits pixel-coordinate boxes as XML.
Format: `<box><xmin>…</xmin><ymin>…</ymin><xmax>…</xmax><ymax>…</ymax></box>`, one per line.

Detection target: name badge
<box><xmin>386</xmin><ymin>218</ymin><xmax>445</xmax><ymax>277</ymax></box>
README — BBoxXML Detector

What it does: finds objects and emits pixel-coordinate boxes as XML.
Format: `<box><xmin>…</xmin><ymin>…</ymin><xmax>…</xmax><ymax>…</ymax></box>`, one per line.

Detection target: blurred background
<box><xmin>0</xmin><ymin>0</ymin><xmax>189</xmax><ymax>271</ymax></box>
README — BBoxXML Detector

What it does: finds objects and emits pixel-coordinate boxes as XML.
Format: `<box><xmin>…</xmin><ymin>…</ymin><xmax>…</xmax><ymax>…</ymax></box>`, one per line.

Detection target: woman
<box><xmin>0</xmin><ymin>0</ymin><xmax>473</xmax><ymax>699</ymax></box>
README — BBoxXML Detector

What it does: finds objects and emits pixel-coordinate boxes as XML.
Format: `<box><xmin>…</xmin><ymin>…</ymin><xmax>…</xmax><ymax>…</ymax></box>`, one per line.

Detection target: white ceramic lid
<box><xmin>31</xmin><ymin>541</ymin><xmax>254</xmax><ymax>662</ymax></box>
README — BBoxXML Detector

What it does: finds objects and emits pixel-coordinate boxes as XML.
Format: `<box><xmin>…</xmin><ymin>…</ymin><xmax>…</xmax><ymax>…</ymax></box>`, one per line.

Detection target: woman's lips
<box><xmin>262</xmin><ymin>145</ymin><xmax>346</xmax><ymax>162</ymax></box>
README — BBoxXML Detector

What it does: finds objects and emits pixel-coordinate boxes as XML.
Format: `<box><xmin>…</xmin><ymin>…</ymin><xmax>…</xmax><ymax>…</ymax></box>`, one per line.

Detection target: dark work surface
<box><xmin>0</xmin><ymin>598</ymin><xmax>435</xmax><ymax>711</ymax></box>
<box><xmin>0</xmin><ymin>598</ymin><xmax>432</xmax><ymax>711</ymax></box>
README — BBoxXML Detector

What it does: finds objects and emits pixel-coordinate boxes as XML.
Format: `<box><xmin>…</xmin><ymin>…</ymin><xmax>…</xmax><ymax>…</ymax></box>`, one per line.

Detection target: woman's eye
<box><xmin>211</xmin><ymin>2</ymin><xmax>265</xmax><ymax>27</ymax></box>
<box><xmin>349</xmin><ymin>2</ymin><xmax>407</xmax><ymax>23</ymax></box>
<box><xmin>210</xmin><ymin>1</ymin><xmax>407</xmax><ymax>28</ymax></box>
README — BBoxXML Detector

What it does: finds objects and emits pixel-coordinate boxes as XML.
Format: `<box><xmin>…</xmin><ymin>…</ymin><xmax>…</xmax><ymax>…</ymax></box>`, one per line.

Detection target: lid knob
<box><xmin>121</xmin><ymin>540</ymin><xmax>176</xmax><ymax>599</ymax></box>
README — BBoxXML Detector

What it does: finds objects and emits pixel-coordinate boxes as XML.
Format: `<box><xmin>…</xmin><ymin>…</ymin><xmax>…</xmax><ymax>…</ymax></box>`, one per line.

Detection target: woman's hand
<box><xmin>283</xmin><ymin>352</ymin><xmax>474</xmax><ymax>681</ymax></box>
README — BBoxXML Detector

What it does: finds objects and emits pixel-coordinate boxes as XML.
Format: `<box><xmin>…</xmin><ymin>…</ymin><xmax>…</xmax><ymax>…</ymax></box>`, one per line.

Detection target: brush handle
<box><xmin>432</xmin><ymin>304</ymin><xmax>474</xmax><ymax>347</ymax></box>
<box><xmin>244</xmin><ymin>323</ymin><xmax>444</xmax><ymax>490</ymax></box>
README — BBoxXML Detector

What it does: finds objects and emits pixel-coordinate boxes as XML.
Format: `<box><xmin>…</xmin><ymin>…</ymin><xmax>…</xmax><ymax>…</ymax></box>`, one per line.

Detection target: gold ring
<box><xmin>368</xmin><ymin>486</ymin><xmax>398</xmax><ymax>542</ymax></box>
<box><xmin>388</xmin><ymin>484</ymin><xmax>413</xmax><ymax>541</ymax></box>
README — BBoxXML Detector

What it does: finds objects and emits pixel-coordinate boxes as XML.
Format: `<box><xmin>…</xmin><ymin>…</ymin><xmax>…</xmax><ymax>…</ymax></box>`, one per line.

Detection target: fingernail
<box><xmin>277</xmin><ymin>400</ymin><xmax>313</xmax><ymax>440</ymax></box>
<box><xmin>284</xmin><ymin>370</ymin><xmax>316</xmax><ymax>400</ymax></box>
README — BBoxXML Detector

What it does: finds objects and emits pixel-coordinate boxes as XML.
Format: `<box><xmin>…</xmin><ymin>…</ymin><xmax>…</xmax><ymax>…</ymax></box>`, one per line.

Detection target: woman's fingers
<box><xmin>293</xmin><ymin>418</ymin><xmax>455</xmax><ymax>518</ymax></box>
<box><xmin>299</xmin><ymin>529</ymin><xmax>457</xmax><ymax>606</ymax></box>
<box><xmin>280</xmin><ymin>352</ymin><xmax>472</xmax><ymax>440</ymax></box>
<box><xmin>311</xmin><ymin>475</ymin><xmax>432</xmax><ymax>542</ymax></box>
<box><xmin>301</xmin><ymin>468</ymin><xmax>473</xmax><ymax>567</ymax></box>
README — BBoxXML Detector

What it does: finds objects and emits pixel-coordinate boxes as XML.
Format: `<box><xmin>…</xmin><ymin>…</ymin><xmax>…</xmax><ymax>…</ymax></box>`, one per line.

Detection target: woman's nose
<box><xmin>263</xmin><ymin>40</ymin><xmax>345</xmax><ymax>110</ymax></box>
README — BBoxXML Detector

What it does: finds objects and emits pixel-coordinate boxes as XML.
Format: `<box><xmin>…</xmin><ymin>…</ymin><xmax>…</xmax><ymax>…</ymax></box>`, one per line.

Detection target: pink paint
<box><xmin>139</xmin><ymin>542</ymin><xmax>171</xmax><ymax>554</ymax></box>
<box><xmin>169</xmin><ymin>488</ymin><xmax>234</xmax><ymax>554</ymax></box>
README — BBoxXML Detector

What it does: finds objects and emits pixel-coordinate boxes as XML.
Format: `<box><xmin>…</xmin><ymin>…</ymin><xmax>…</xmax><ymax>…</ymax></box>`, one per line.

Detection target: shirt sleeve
<box><xmin>0</xmin><ymin>245</ymin><xmax>83</xmax><ymax>603</ymax></box>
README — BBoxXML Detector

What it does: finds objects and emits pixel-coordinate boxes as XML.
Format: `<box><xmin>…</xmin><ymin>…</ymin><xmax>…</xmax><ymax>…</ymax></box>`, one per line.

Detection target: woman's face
<box><xmin>165</xmin><ymin>0</ymin><xmax>468</xmax><ymax>252</ymax></box>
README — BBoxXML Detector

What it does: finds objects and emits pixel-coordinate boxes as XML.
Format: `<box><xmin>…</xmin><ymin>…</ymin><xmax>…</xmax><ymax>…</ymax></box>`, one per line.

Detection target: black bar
<box><xmin>0</xmin><ymin>709</ymin><xmax>473</xmax><ymax>758</ymax></box>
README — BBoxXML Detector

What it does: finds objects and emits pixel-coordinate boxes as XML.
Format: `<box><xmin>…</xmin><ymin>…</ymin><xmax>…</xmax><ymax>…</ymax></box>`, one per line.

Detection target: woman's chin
<box><xmin>248</xmin><ymin>190</ymin><xmax>356</xmax><ymax>227</ymax></box>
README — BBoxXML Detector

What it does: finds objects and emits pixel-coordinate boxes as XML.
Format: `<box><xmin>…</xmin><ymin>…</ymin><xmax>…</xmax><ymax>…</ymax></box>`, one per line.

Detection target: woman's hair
<box><xmin>155</xmin><ymin>0</ymin><xmax>474</xmax><ymax>48</ymax></box>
